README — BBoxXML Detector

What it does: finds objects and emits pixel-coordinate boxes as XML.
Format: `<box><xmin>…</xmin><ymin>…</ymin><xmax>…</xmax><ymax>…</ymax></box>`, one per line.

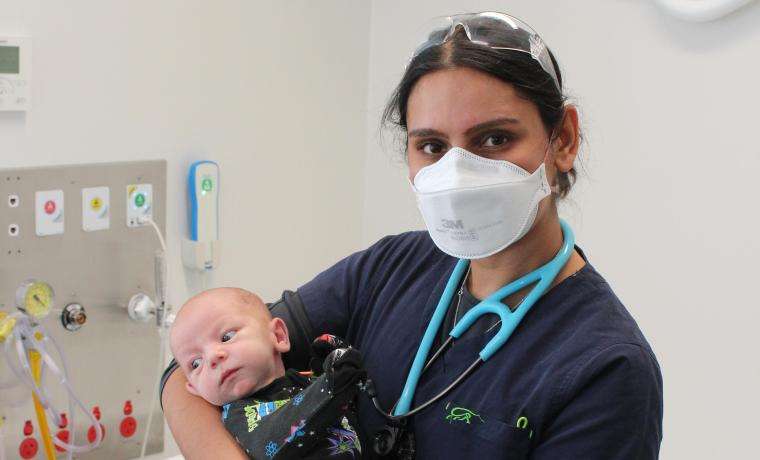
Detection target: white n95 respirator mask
<box><xmin>411</xmin><ymin>147</ymin><xmax>551</xmax><ymax>259</ymax></box>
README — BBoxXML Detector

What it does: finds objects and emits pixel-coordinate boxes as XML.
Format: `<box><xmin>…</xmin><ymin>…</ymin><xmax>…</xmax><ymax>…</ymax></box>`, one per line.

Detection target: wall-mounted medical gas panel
<box><xmin>0</xmin><ymin>161</ymin><xmax>166</xmax><ymax>459</ymax></box>
<box><xmin>0</xmin><ymin>37</ymin><xmax>30</xmax><ymax>112</ymax></box>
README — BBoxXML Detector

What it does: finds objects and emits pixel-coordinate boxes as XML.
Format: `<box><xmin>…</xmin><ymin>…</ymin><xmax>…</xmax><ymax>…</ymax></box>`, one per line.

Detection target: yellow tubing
<box><xmin>29</xmin><ymin>349</ymin><xmax>56</xmax><ymax>460</ymax></box>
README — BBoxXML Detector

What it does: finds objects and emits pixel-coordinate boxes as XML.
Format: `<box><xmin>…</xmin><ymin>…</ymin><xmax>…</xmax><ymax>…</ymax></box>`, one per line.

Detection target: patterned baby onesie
<box><xmin>222</xmin><ymin>348</ymin><xmax>364</xmax><ymax>459</ymax></box>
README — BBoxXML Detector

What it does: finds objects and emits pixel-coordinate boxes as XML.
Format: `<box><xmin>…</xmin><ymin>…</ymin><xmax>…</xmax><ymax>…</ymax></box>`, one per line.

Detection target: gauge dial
<box><xmin>15</xmin><ymin>280</ymin><xmax>55</xmax><ymax>319</ymax></box>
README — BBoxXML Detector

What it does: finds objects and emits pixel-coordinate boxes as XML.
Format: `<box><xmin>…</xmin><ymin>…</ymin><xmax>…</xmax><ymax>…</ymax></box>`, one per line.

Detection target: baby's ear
<box><xmin>270</xmin><ymin>318</ymin><xmax>291</xmax><ymax>353</ymax></box>
<box><xmin>185</xmin><ymin>381</ymin><xmax>200</xmax><ymax>397</ymax></box>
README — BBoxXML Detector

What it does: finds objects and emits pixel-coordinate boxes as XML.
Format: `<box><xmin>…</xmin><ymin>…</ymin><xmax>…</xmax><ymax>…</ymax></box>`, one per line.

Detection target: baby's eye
<box><xmin>221</xmin><ymin>330</ymin><xmax>236</xmax><ymax>342</ymax></box>
<box><xmin>190</xmin><ymin>358</ymin><xmax>201</xmax><ymax>370</ymax></box>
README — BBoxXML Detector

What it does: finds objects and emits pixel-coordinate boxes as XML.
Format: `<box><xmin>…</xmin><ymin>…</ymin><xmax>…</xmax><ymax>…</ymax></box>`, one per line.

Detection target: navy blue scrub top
<box><xmin>296</xmin><ymin>231</ymin><xmax>663</xmax><ymax>459</ymax></box>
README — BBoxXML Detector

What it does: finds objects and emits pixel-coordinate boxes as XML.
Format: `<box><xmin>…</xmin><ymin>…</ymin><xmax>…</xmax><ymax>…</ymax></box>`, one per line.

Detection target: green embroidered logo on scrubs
<box><xmin>444</xmin><ymin>403</ymin><xmax>484</xmax><ymax>425</ymax></box>
<box><xmin>516</xmin><ymin>416</ymin><xmax>534</xmax><ymax>439</ymax></box>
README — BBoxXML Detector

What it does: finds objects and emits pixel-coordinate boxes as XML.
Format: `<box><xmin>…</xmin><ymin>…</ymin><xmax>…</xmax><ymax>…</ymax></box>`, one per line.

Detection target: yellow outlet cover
<box><xmin>82</xmin><ymin>187</ymin><xmax>110</xmax><ymax>232</ymax></box>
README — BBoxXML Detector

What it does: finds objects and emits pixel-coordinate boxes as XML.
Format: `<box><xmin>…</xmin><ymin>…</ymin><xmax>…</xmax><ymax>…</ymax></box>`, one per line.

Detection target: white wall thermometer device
<box><xmin>182</xmin><ymin>161</ymin><xmax>220</xmax><ymax>271</ymax></box>
<box><xmin>189</xmin><ymin>161</ymin><xmax>219</xmax><ymax>242</ymax></box>
<box><xmin>0</xmin><ymin>36</ymin><xmax>30</xmax><ymax>112</ymax></box>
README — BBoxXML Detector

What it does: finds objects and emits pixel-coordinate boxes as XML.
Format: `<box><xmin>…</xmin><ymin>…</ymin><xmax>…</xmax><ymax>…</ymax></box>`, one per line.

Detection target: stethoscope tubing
<box><xmin>380</xmin><ymin>219</ymin><xmax>575</xmax><ymax>419</ymax></box>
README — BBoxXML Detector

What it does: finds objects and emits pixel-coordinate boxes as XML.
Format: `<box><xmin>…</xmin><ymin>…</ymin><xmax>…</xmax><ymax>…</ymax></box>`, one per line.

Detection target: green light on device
<box><xmin>134</xmin><ymin>193</ymin><xmax>146</xmax><ymax>208</ymax></box>
<box><xmin>0</xmin><ymin>46</ymin><xmax>20</xmax><ymax>74</ymax></box>
<box><xmin>201</xmin><ymin>178</ymin><xmax>213</xmax><ymax>192</ymax></box>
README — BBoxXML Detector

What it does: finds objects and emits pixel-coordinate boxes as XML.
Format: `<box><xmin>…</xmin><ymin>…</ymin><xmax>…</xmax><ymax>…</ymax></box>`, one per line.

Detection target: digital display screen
<box><xmin>0</xmin><ymin>46</ymin><xmax>20</xmax><ymax>74</ymax></box>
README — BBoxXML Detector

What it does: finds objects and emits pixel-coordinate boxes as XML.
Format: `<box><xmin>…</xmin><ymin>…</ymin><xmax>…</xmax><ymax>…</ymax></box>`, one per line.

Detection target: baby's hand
<box><xmin>309</xmin><ymin>334</ymin><xmax>350</xmax><ymax>374</ymax></box>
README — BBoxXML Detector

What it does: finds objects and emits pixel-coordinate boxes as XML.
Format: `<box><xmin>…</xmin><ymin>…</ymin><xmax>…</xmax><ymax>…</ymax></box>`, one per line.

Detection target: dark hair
<box><xmin>383</xmin><ymin>25</ymin><xmax>577</xmax><ymax>197</ymax></box>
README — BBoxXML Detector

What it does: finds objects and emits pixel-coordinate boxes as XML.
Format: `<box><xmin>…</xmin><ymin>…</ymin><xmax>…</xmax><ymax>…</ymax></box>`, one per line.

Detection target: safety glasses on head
<box><xmin>412</xmin><ymin>11</ymin><xmax>560</xmax><ymax>90</ymax></box>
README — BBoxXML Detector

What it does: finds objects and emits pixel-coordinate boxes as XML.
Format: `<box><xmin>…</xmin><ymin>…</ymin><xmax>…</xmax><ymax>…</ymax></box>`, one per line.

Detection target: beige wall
<box><xmin>0</xmin><ymin>1</ymin><xmax>371</xmax><ymax>458</ymax></box>
<box><xmin>361</xmin><ymin>1</ymin><xmax>760</xmax><ymax>458</ymax></box>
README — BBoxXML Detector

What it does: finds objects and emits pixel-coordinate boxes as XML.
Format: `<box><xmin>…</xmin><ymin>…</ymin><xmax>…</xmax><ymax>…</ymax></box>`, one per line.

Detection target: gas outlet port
<box><xmin>8</xmin><ymin>224</ymin><xmax>19</xmax><ymax>236</ymax></box>
<box><xmin>8</xmin><ymin>194</ymin><xmax>19</xmax><ymax>208</ymax></box>
<box><xmin>61</xmin><ymin>303</ymin><xmax>87</xmax><ymax>331</ymax></box>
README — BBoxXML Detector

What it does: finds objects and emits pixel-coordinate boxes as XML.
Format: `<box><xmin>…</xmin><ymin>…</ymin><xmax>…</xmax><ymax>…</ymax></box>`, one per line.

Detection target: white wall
<box><xmin>0</xmin><ymin>1</ymin><xmax>371</xmax><ymax>458</ymax></box>
<box><xmin>362</xmin><ymin>1</ymin><xmax>760</xmax><ymax>458</ymax></box>
<box><xmin>4</xmin><ymin>0</ymin><xmax>759</xmax><ymax>458</ymax></box>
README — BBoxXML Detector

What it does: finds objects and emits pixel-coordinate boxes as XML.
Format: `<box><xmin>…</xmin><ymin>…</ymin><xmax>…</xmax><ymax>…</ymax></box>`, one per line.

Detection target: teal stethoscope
<box><xmin>369</xmin><ymin>219</ymin><xmax>575</xmax><ymax>425</ymax></box>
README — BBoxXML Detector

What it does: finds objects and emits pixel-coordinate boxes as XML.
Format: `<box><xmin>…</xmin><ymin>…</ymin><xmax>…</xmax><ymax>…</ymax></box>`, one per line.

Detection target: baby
<box><xmin>170</xmin><ymin>287</ymin><xmax>362</xmax><ymax>459</ymax></box>
<box><xmin>170</xmin><ymin>288</ymin><xmax>290</xmax><ymax>406</ymax></box>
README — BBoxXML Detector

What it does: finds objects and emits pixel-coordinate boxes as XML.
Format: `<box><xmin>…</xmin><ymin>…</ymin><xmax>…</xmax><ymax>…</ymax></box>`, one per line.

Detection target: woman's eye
<box><xmin>482</xmin><ymin>134</ymin><xmax>509</xmax><ymax>147</ymax></box>
<box><xmin>221</xmin><ymin>330</ymin><xmax>236</xmax><ymax>342</ymax></box>
<box><xmin>421</xmin><ymin>142</ymin><xmax>445</xmax><ymax>155</ymax></box>
<box><xmin>191</xmin><ymin>358</ymin><xmax>201</xmax><ymax>370</ymax></box>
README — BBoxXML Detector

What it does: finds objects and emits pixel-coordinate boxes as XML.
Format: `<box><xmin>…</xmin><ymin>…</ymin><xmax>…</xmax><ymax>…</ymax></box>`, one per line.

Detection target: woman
<box><xmin>162</xmin><ymin>12</ymin><xmax>662</xmax><ymax>459</ymax></box>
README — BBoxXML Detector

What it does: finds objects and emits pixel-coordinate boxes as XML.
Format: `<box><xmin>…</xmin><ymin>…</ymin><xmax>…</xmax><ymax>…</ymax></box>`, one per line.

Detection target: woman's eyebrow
<box><xmin>408</xmin><ymin>117</ymin><xmax>520</xmax><ymax>138</ymax></box>
<box><xmin>464</xmin><ymin>117</ymin><xmax>520</xmax><ymax>136</ymax></box>
<box><xmin>408</xmin><ymin>127</ymin><xmax>446</xmax><ymax>138</ymax></box>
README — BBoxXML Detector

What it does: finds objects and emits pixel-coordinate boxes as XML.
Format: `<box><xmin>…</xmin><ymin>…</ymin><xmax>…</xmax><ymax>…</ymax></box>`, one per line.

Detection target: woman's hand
<box><xmin>162</xmin><ymin>368</ymin><xmax>248</xmax><ymax>460</ymax></box>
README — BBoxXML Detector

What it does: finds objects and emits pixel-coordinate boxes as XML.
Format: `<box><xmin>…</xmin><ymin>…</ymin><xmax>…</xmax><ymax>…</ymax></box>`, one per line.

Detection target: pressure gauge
<box><xmin>15</xmin><ymin>280</ymin><xmax>55</xmax><ymax>319</ymax></box>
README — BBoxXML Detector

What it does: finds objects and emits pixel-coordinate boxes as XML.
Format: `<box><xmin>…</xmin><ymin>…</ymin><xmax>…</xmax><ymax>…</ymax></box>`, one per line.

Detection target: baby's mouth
<box><xmin>220</xmin><ymin>367</ymin><xmax>241</xmax><ymax>386</ymax></box>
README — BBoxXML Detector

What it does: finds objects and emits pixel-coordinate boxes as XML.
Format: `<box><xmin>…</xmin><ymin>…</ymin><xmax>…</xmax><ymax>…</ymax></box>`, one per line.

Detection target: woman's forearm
<box><xmin>162</xmin><ymin>368</ymin><xmax>247</xmax><ymax>460</ymax></box>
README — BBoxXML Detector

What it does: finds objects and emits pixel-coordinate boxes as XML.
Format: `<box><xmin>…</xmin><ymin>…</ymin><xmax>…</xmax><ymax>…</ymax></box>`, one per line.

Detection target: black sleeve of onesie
<box><xmin>159</xmin><ymin>290</ymin><xmax>314</xmax><ymax>411</ymax></box>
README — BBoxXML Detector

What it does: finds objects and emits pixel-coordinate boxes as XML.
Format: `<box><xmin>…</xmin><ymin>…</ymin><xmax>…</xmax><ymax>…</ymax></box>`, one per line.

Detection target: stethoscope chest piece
<box><xmin>373</xmin><ymin>421</ymin><xmax>415</xmax><ymax>459</ymax></box>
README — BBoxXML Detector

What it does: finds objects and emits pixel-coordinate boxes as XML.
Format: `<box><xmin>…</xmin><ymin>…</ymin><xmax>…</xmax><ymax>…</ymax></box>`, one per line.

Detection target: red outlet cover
<box><xmin>19</xmin><ymin>438</ymin><xmax>38</xmax><ymax>459</ymax></box>
<box><xmin>120</xmin><ymin>416</ymin><xmax>137</xmax><ymax>438</ymax></box>
<box><xmin>22</xmin><ymin>420</ymin><xmax>33</xmax><ymax>436</ymax></box>
<box><xmin>55</xmin><ymin>430</ymin><xmax>70</xmax><ymax>452</ymax></box>
<box><xmin>87</xmin><ymin>424</ymin><xmax>105</xmax><ymax>443</ymax></box>
<box><xmin>44</xmin><ymin>200</ymin><xmax>56</xmax><ymax>215</ymax></box>
<box><xmin>124</xmin><ymin>400</ymin><xmax>133</xmax><ymax>415</ymax></box>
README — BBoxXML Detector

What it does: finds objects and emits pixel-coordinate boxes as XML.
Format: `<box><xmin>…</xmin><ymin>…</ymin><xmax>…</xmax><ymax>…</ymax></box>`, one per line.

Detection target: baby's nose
<box><xmin>209</xmin><ymin>350</ymin><xmax>226</xmax><ymax>368</ymax></box>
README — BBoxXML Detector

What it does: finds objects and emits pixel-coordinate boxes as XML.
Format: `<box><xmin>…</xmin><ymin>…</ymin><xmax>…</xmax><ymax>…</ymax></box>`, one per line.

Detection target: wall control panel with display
<box><xmin>0</xmin><ymin>36</ymin><xmax>30</xmax><ymax>112</ymax></box>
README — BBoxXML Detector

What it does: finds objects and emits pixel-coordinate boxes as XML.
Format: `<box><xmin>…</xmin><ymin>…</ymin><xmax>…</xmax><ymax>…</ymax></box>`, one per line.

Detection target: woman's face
<box><xmin>406</xmin><ymin>67</ymin><xmax>562</xmax><ymax>183</ymax></box>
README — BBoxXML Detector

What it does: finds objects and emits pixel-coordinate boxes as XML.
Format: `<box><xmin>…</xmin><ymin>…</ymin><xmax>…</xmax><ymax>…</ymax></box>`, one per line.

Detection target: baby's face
<box><xmin>170</xmin><ymin>290</ymin><xmax>289</xmax><ymax>405</ymax></box>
